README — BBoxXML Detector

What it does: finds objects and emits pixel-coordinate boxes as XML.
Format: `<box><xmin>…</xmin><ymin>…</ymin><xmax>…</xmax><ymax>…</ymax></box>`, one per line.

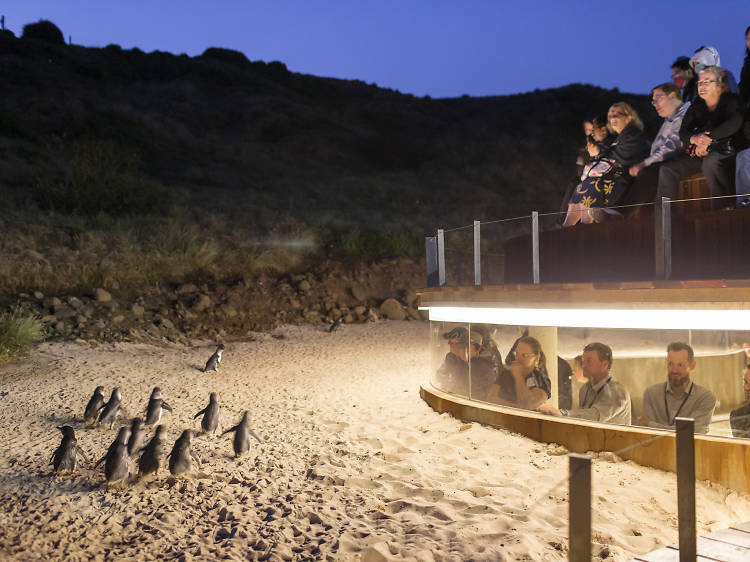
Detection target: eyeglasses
<box><xmin>608</xmin><ymin>112</ymin><xmax>624</xmax><ymax>118</ymax></box>
<box><xmin>697</xmin><ymin>79</ymin><xmax>719</xmax><ymax>87</ymax></box>
<box><xmin>651</xmin><ymin>94</ymin><xmax>668</xmax><ymax>104</ymax></box>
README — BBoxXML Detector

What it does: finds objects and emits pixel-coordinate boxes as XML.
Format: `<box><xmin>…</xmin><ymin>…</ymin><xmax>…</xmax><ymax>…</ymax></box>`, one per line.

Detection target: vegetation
<box><xmin>0</xmin><ymin>312</ymin><xmax>45</xmax><ymax>361</ymax></box>
<box><xmin>21</xmin><ymin>20</ymin><xmax>64</xmax><ymax>45</ymax></box>
<box><xmin>0</xmin><ymin>23</ymin><xmax>659</xmax><ymax>301</ymax></box>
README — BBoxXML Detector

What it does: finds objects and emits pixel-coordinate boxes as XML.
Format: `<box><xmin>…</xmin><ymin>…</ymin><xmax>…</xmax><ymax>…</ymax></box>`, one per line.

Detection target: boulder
<box><xmin>192</xmin><ymin>294</ymin><xmax>212</xmax><ymax>312</ymax></box>
<box><xmin>350</xmin><ymin>286</ymin><xmax>367</xmax><ymax>302</ymax></box>
<box><xmin>94</xmin><ymin>288</ymin><xmax>112</xmax><ymax>302</ymax></box>
<box><xmin>379</xmin><ymin>298</ymin><xmax>405</xmax><ymax>321</ymax></box>
<box><xmin>297</xmin><ymin>279</ymin><xmax>311</xmax><ymax>292</ymax></box>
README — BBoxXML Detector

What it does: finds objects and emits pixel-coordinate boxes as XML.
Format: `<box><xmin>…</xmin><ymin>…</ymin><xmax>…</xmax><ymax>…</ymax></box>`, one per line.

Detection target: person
<box><xmin>730</xmin><ymin>362</ymin><xmax>750</xmax><ymax>438</ymax></box>
<box><xmin>689</xmin><ymin>46</ymin><xmax>740</xmax><ymax>95</ymax></box>
<box><xmin>435</xmin><ymin>327</ymin><xmax>496</xmax><ymax>400</ymax></box>
<box><xmin>559</xmin><ymin>120</ymin><xmax>597</xmax><ymax>216</ymax></box>
<box><xmin>487</xmin><ymin>335</ymin><xmax>551</xmax><ymax>410</ymax></box>
<box><xmin>736</xmin><ymin>26</ymin><xmax>750</xmax><ymax>207</ymax></box>
<box><xmin>624</xmin><ymin>83</ymin><xmax>690</xmax><ymax>213</ymax></box>
<box><xmin>657</xmin><ymin>66</ymin><xmax>746</xmax><ymax>210</ymax></box>
<box><xmin>564</xmin><ymin>103</ymin><xmax>649</xmax><ymax>226</ymax></box>
<box><xmin>537</xmin><ymin>342</ymin><xmax>632</xmax><ymax>424</ymax></box>
<box><xmin>636</xmin><ymin>342</ymin><xmax>717</xmax><ymax>434</ymax></box>
<box><xmin>672</xmin><ymin>56</ymin><xmax>696</xmax><ymax>103</ymax></box>
<box><xmin>571</xmin><ymin>355</ymin><xmax>586</xmax><ymax>383</ymax></box>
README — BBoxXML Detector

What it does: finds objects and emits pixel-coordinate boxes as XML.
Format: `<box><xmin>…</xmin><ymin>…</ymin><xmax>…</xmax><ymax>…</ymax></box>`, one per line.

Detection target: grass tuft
<box><xmin>0</xmin><ymin>312</ymin><xmax>45</xmax><ymax>362</ymax></box>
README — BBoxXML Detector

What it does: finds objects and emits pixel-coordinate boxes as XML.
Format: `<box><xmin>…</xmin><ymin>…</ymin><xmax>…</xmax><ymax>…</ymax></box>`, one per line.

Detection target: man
<box><xmin>537</xmin><ymin>342</ymin><xmax>631</xmax><ymax>424</ymax></box>
<box><xmin>435</xmin><ymin>327</ymin><xmax>495</xmax><ymax>400</ymax></box>
<box><xmin>671</xmin><ymin>56</ymin><xmax>696</xmax><ymax>103</ymax></box>
<box><xmin>637</xmin><ymin>342</ymin><xmax>717</xmax><ymax>434</ymax></box>
<box><xmin>730</xmin><ymin>362</ymin><xmax>750</xmax><ymax>438</ymax></box>
<box><xmin>625</xmin><ymin>83</ymin><xmax>690</xmax><ymax>211</ymax></box>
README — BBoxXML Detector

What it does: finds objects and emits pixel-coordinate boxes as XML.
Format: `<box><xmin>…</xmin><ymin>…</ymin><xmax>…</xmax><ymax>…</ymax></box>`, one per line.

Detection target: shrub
<box><xmin>0</xmin><ymin>312</ymin><xmax>45</xmax><ymax>362</ymax></box>
<box><xmin>201</xmin><ymin>47</ymin><xmax>249</xmax><ymax>65</ymax></box>
<box><xmin>22</xmin><ymin>20</ymin><xmax>64</xmax><ymax>45</ymax></box>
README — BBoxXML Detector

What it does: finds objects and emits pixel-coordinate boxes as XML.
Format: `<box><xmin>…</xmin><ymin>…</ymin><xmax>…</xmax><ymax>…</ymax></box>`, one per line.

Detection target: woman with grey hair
<box><xmin>657</xmin><ymin>66</ymin><xmax>746</xmax><ymax>210</ymax></box>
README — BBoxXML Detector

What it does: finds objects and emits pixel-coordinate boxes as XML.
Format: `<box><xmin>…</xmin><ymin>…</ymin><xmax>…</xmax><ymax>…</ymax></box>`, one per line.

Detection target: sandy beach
<box><xmin>1</xmin><ymin>321</ymin><xmax>749</xmax><ymax>561</ymax></box>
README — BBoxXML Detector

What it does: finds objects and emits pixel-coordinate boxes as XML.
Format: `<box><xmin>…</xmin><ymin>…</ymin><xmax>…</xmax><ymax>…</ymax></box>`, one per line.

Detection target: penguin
<box><xmin>95</xmin><ymin>427</ymin><xmax>132</xmax><ymax>484</ymax></box>
<box><xmin>193</xmin><ymin>392</ymin><xmax>220</xmax><ymax>434</ymax></box>
<box><xmin>203</xmin><ymin>343</ymin><xmax>225</xmax><ymax>373</ymax></box>
<box><xmin>327</xmin><ymin>318</ymin><xmax>342</xmax><ymax>333</ymax></box>
<box><xmin>144</xmin><ymin>387</ymin><xmax>173</xmax><ymax>425</ymax></box>
<box><xmin>127</xmin><ymin>418</ymin><xmax>145</xmax><ymax>456</ymax></box>
<box><xmin>167</xmin><ymin>429</ymin><xmax>200</xmax><ymax>475</ymax></box>
<box><xmin>50</xmin><ymin>426</ymin><xmax>89</xmax><ymax>473</ymax></box>
<box><xmin>138</xmin><ymin>425</ymin><xmax>168</xmax><ymax>477</ymax></box>
<box><xmin>221</xmin><ymin>411</ymin><xmax>262</xmax><ymax>457</ymax></box>
<box><xmin>97</xmin><ymin>387</ymin><xmax>122</xmax><ymax>429</ymax></box>
<box><xmin>84</xmin><ymin>386</ymin><xmax>106</xmax><ymax>425</ymax></box>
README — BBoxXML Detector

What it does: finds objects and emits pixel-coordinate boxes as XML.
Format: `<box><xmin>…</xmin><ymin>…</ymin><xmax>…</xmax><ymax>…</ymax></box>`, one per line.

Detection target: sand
<box><xmin>1</xmin><ymin>321</ymin><xmax>749</xmax><ymax>561</ymax></box>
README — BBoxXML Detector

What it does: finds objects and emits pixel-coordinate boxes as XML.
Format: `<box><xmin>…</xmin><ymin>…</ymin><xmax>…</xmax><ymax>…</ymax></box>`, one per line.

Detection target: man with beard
<box><xmin>637</xmin><ymin>342</ymin><xmax>716</xmax><ymax>434</ymax></box>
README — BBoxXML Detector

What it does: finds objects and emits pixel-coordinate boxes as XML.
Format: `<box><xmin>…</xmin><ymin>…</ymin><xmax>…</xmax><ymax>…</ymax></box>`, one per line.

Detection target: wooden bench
<box><xmin>675</xmin><ymin>173</ymin><xmax>710</xmax><ymax>215</ymax></box>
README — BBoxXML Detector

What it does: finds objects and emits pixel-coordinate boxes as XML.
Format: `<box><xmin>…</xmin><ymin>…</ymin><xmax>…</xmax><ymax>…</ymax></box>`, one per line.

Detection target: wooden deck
<box><xmin>632</xmin><ymin>521</ymin><xmax>750</xmax><ymax>561</ymax></box>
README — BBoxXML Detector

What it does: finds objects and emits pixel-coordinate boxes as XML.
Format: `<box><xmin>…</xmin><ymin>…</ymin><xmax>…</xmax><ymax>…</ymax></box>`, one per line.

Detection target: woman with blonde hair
<box><xmin>564</xmin><ymin>102</ymin><xmax>649</xmax><ymax>226</ymax></box>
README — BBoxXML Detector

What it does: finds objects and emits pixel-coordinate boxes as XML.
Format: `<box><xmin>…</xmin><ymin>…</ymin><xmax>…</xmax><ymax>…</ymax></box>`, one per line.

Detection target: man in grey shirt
<box><xmin>636</xmin><ymin>342</ymin><xmax>717</xmax><ymax>434</ymax></box>
<box><xmin>538</xmin><ymin>342</ymin><xmax>631</xmax><ymax>425</ymax></box>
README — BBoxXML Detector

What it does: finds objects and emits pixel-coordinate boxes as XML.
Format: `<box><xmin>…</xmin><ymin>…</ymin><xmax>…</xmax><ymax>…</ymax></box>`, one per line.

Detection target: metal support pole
<box><xmin>569</xmin><ymin>453</ymin><xmax>591</xmax><ymax>562</ymax></box>
<box><xmin>436</xmin><ymin>229</ymin><xmax>446</xmax><ymax>287</ymax></box>
<box><xmin>655</xmin><ymin>197</ymin><xmax>672</xmax><ymax>280</ymax></box>
<box><xmin>473</xmin><ymin>220</ymin><xmax>481</xmax><ymax>286</ymax></box>
<box><xmin>675</xmin><ymin>417</ymin><xmax>696</xmax><ymax>562</ymax></box>
<box><xmin>425</xmin><ymin>236</ymin><xmax>439</xmax><ymax>288</ymax></box>
<box><xmin>531</xmin><ymin>211</ymin><xmax>540</xmax><ymax>284</ymax></box>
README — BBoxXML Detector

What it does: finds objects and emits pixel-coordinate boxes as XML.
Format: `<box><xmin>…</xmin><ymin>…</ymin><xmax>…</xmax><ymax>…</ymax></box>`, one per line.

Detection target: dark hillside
<box><xmin>0</xmin><ymin>32</ymin><xmax>659</xmax><ymax>232</ymax></box>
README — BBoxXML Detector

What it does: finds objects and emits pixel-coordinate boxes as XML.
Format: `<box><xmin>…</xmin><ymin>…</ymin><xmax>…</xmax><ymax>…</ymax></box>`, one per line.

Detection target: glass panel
<box><xmin>479</xmin><ymin>216</ymin><xmax>532</xmax><ymax>285</ymax></box>
<box><xmin>442</xmin><ymin>226</ymin><xmax>474</xmax><ymax>287</ymax></box>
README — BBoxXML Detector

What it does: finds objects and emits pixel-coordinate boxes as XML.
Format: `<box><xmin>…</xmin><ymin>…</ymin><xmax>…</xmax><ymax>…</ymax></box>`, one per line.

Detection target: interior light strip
<box><xmin>427</xmin><ymin>306</ymin><xmax>750</xmax><ymax>331</ymax></box>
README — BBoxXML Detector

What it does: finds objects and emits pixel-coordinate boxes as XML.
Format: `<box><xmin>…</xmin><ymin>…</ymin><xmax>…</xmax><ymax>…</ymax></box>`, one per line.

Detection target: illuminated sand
<box><xmin>1</xmin><ymin>321</ymin><xmax>749</xmax><ymax>561</ymax></box>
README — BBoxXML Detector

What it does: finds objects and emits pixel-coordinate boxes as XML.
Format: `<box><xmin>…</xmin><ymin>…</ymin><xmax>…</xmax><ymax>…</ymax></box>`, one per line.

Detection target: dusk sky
<box><xmin>3</xmin><ymin>1</ymin><xmax>748</xmax><ymax>98</ymax></box>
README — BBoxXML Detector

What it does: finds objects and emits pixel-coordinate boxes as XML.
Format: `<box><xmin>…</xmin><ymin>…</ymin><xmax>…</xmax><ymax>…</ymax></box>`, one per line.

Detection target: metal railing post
<box><xmin>473</xmin><ymin>220</ymin><xmax>481</xmax><ymax>286</ymax></box>
<box><xmin>437</xmin><ymin>229</ymin><xmax>446</xmax><ymax>286</ymax></box>
<box><xmin>569</xmin><ymin>453</ymin><xmax>591</xmax><ymax>562</ymax></box>
<box><xmin>425</xmin><ymin>236</ymin><xmax>439</xmax><ymax>288</ymax></box>
<box><xmin>655</xmin><ymin>197</ymin><xmax>672</xmax><ymax>280</ymax></box>
<box><xmin>531</xmin><ymin>211</ymin><xmax>540</xmax><ymax>284</ymax></box>
<box><xmin>675</xmin><ymin>417</ymin><xmax>696</xmax><ymax>562</ymax></box>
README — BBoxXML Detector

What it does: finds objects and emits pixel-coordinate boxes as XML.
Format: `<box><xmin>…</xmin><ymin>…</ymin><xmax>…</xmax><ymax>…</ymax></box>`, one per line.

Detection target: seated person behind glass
<box><xmin>730</xmin><ymin>362</ymin><xmax>750</xmax><ymax>438</ymax></box>
<box><xmin>486</xmin><ymin>336</ymin><xmax>551</xmax><ymax>410</ymax></box>
<box><xmin>538</xmin><ymin>342</ymin><xmax>632</xmax><ymax>425</ymax></box>
<box><xmin>436</xmin><ymin>327</ymin><xmax>496</xmax><ymax>400</ymax></box>
<box><xmin>636</xmin><ymin>342</ymin><xmax>716</xmax><ymax>434</ymax></box>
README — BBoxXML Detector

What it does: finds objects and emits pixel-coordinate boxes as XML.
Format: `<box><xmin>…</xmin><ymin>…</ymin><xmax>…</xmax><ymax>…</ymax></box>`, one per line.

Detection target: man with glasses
<box><xmin>636</xmin><ymin>342</ymin><xmax>717</xmax><ymax>434</ymax></box>
<box><xmin>624</xmin><ymin>83</ymin><xmax>690</xmax><ymax>214</ymax></box>
<box><xmin>537</xmin><ymin>342</ymin><xmax>631</xmax><ymax>425</ymax></box>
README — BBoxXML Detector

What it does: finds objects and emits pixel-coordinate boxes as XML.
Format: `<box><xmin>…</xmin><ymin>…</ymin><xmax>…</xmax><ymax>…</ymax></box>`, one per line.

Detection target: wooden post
<box><xmin>473</xmin><ymin>220</ymin><xmax>481</xmax><ymax>286</ymax></box>
<box><xmin>569</xmin><ymin>453</ymin><xmax>591</xmax><ymax>562</ymax></box>
<box><xmin>675</xmin><ymin>417</ymin><xmax>696</xmax><ymax>562</ymax></box>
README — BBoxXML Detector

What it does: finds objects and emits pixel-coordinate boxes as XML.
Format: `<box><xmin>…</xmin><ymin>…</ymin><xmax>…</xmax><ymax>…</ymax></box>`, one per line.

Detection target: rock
<box><xmin>50</xmin><ymin>297</ymin><xmax>62</xmax><ymax>307</ymax></box>
<box><xmin>177</xmin><ymin>283</ymin><xmax>199</xmax><ymax>294</ymax></box>
<box><xmin>366</xmin><ymin>308</ymin><xmax>379</xmax><ymax>322</ymax></box>
<box><xmin>219</xmin><ymin>304</ymin><xmax>237</xmax><ymax>318</ymax></box>
<box><xmin>192</xmin><ymin>294</ymin><xmax>212</xmax><ymax>312</ymax></box>
<box><xmin>67</xmin><ymin>296</ymin><xmax>84</xmax><ymax>311</ymax></box>
<box><xmin>41</xmin><ymin>315</ymin><xmax>56</xmax><ymax>324</ymax></box>
<box><xmin>112</xmin><ymin>315</ymin><xmax>125</xmax><ymax>324</ymax></box>
<box><xmin>407</xmin><ymin>307</ymin><xmax>421</xmax><ymax>320</ymax></box>
<box><xmin>297</xmin><ymin>280</ymin><xmax>311</xmax><ymax>292</ymax></box>
<box><xmin>54</xmin><ymin>321</ymin><xmax>66</xmax><ymax>332</ymax></box>
<box><xmin>156</xmin><ymin>317</ymin><xmax>175</xmax><ymax>330</ymax></box>
<box><xmin>94</xmin><ymin>288</ymin><xmax>112</xmax><ymax>302</ymax></box>
<box><xmin>33</xmin><ymin>291</ymin><xmax>44</xmax><ymax>300</ymax></box>
<box><xmin>350</xmin><ymin>286</ymin><xmax>367</xmax><ymax>302</ymax></box>
<box><xmin>131</xmin><ymin>304</ymin><xmax>145</xmax><ymax>316</ymax></box>
<box><xmin>303</xmin><ymin>310</ymin><xmax>321</xmax><ymax>323</ymax></box>
<box><xmin>379</xmin><ymin>298</ymin><xmax>405</xmax><ymax>321</ymax></box>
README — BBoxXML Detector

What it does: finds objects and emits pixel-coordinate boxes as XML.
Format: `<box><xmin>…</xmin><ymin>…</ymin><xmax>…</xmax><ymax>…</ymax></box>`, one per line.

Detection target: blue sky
<box><xmin>2</xmin><ymin>1</ymin><xmax>748</xmax><ymax>98</ymax></box>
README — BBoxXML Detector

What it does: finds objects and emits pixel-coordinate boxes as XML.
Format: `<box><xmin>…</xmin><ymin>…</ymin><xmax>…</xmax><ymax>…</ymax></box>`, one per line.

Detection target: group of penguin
<box><xmin>50</xmin><ymin>343</ymin><xmax>262</xmax><ymax>484</ymax></box>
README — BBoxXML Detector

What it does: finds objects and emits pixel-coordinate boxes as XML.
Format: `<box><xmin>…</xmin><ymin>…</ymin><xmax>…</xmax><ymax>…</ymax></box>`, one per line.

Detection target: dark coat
<box><xmin>602</xmin><ymin>125</ymin><xmax>650</xmax><ymax>168</ymax></box>
<box><xmin>740</xmin><ymin>55</ymin><xmax>750</xmax><ymax>107</ymax></box>
<box><xmin>679</xmin><ymin>92</ymin><xmax>746</xmax><ymax>154</ymax></box>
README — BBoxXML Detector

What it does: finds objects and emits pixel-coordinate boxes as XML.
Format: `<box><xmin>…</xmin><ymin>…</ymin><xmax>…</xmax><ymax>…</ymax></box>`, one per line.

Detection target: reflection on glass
<box><xmin>428</xmin><ymin>322</ymin><xmax>750</xmax><ymax>439</ymax></box>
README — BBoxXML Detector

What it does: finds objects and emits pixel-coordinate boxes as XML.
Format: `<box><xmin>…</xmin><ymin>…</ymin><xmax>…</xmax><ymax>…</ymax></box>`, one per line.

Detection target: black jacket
<box><xmin>602</xmin><ymin>125</ymin><xmax>650</xmax><ymax>168</ymax></box>
<box><xmin>679</xmin><ymin>92</ymin><xmax>746</xmax><ymax>154</ymax></box>
<box><xmin>740</xmin><ymin>55</ymin><xmax>750</xmax><ymax>107</ymax></box>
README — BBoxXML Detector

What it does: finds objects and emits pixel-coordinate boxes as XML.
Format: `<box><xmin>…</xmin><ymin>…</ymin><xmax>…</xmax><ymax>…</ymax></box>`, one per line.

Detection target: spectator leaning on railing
<box><xmin>656</xmin><ymin>66</ymin><xmax>746</xmax><ymax>210</ymax></box>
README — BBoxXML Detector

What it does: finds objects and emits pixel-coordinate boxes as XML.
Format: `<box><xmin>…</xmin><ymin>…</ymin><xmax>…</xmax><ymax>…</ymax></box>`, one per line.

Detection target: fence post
<box><xmin>655</xmin><ymin>197</ymin><xmax>672</xmax><ymax>280</ymax></box>
<box><xmin>437</xmin><ymin>229</ymin><xmax>446</xmax><ymax>286</ymax></box>
<box><xmin>425</xmin><ymin>236</ymin><xmax>439</xmax><ymax>288</ymax></box>
<box><xmin>474</xmin><ymin>220</ymin><xmax>481</xmax><ymax>286</ymax></box>
<box><xmin>531</xmin><ymin>211</ymin><xmax>540</xmax><ymax>284</ymax></box>
<box><xmin>675</xmin><ymin>417</ymin><xmax>696</xmax><ymax>562</ymax></box>
<box><xmin>569</xmin><ymin>453</ymin><xmax>591</xmax><ymax>562</ymax></box>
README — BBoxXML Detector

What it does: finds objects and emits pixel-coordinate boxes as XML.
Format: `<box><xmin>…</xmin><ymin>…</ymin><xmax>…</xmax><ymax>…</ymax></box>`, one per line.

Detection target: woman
<box><xmin>564</xmin><ymin>103</ymin><xmax>649</xmax><ymax>226</ymax></box>
<box><xmin>486</xmin><ymin>336</ymin><xmax>551</xmax><ymax>410</ymax></box>
<box><xmin>657</xmin><ymin>66</ymin><xmax>746</xmax><ymax>210</ymax></box>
